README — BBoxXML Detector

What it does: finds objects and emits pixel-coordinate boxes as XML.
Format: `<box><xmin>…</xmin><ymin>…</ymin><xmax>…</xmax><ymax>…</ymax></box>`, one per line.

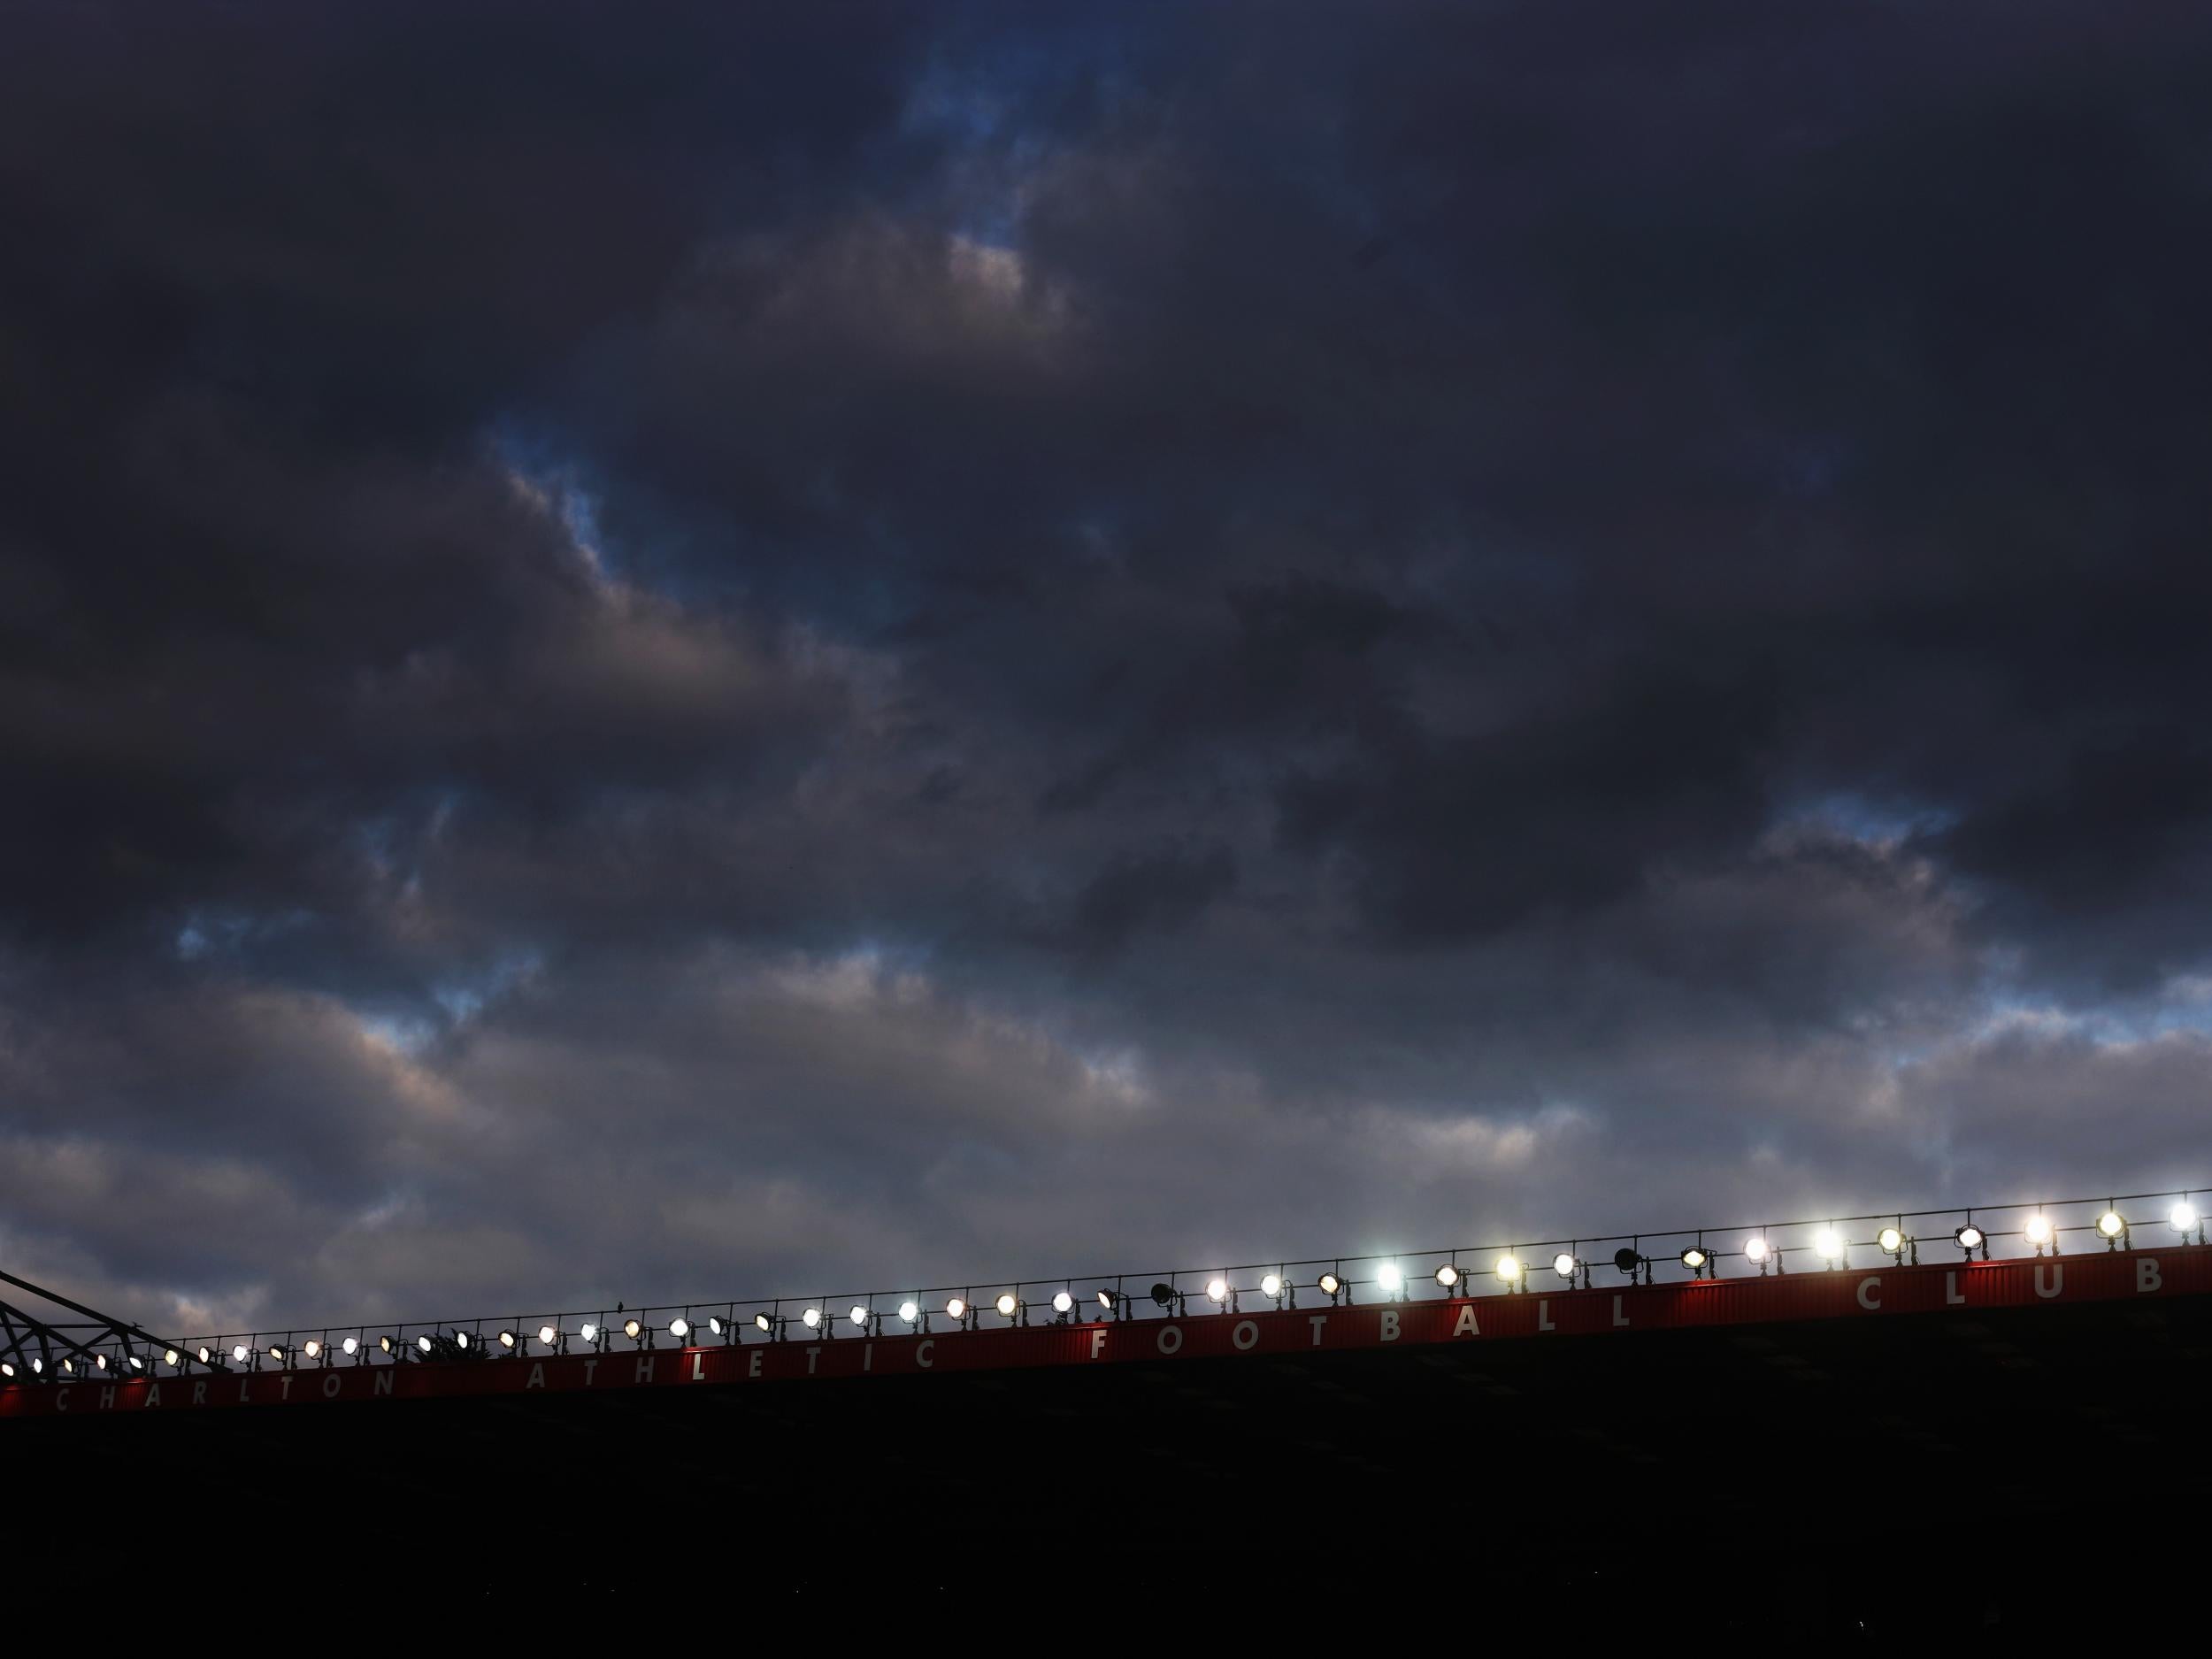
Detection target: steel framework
<box><xmin>2</xmin><ymin>1183</ymin><xmax>2202</xmax><ymax>1383</ymax></box>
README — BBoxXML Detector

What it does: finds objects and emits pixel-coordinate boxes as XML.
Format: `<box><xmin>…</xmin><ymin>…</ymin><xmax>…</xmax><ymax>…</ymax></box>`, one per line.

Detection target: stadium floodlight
<box><xmin>1317</xmin><ymin>1271</ymin><xmax>1344</xmax><ymax>1300</ymax></box>
<box><xmin>995</xmin><ymin>1292</ymin><xmax>1020</xmax><ymax>1320</ymax></box>
<box><xmin>94</xmin><ymin>1354</ymin><xmax>108</xmax><ymax>1371</ymax></box>
<box><xmin>801</xmin><ymin>1308</ymin><xmax>823</xmax><ymax>1330</ymax></box>
<box><xmin>2024</xmin><ymin>1215</ymin><xmax>2055</xmax><ymax>1252</ymax></box>
<box><xmin>342</xmin><ymin>1337</ymin><xmax>360</xmax><ymax>1356</ymax></box>
<box><xmin>1742</xmin><ymin>1236</ymin><xmax>1770</xmax><ymax>1271</ymax></box>
<box><xmin>232</xmin><ymin>1345</ymin><xmax>250</xmax><ymax>1363</ymax></box>
<box><xmin>945</xmin><ymin>1297</ymin><xmax>967</xmax><ymax>1321</ymax></box>
<box><xmin>1205</xmin><ymin>1278</ymin><xmax>1230</xmax><ymax>1305</ymax></box>
<box><xmin>849</xmin><ymin>1305</ymin><xmax>869</xmax><ymax>1329</ymax></box>
<box><xmin>1878</xmin><ymin>1227</ymin><xmax>1914</xmax><ymax>1264</ymax></box>
<box><xmin>1494</xmin><ymin>1254</ymin><xmax>1524</xmax><ymax>1286</ymax></box>
<box><xmin>1613</xmin><ymin>1248</ymin><xmax>1651</xmax><ymax>1285</ymax></box>
<box><xmin>453</xmin><ymin>1331</ymin><xmax>474</xmax><ymax>1351</ymax></box>
<box><xmin>1552</xmin><ymin>1252</ymin><xmax>1580</xmax><ymax>1283</ymax></box>
<box><xmin>1954</xmin><ymin>1224</ymin><xmax>1985</xmax><ymax>1257</ymax></box>
<box><xmin>303</xmin><ymin>1339</ymin><xmax>324</xmax><ymax>1359</ymax></box>
<box><xmin>266</xmin><ymin>1345</ymin><xmax>285</xmax><ymax>1363</ymax></box>
<box><xmin>621</xmin><ymin>1318</ymin><xmax>642</xmax><ymax>1343</ymax></box>
<box><xmin>1150</xmin><ymin>1282</ymin><xmax>1179</xmax><ymax>1310</ymax></box>
<box><xmin>899</xmin><ymin>1301</ymin><xmax>921</xmax><ymax>1325</ymax></box>
<box><xmin>669</xmin><ymin>1317</ymin><xmax>690</xmax><ymax>1340</ymax></box>
<box><xmin>1261</xmin><ymin>1273</ymin><xmax>1285</xmax><ymax>1300</ymax></box>
<box><xmin>1051</xmin><ymin>1290</ymin><xmax>1074</xmax><ymax>1315</ymax></box>
<box><xmin>59</xmin><ymin>1358</ymin><xmax>74</xmax><ymax>1375</ymax></box>
<box><xmin>416</xmin><ymin>1334</ymin><xmax>434</xmax><ymax>1354</ymax></box>
<box><xmin>706</xmin><ymin>1316</ymin><xmax>726</xmax><ymax>1338</ymax></box>
<box><xmin>1679</xmin><ymin>1246</ymin><xmax>1710</xmax><ymax>1279</ymax></box>
<box><xmin>197</xmin><ymin>1346</ymin><xmax>214</xmax><ymax>1363</ymax></box>
<box><xmin>538</xmin><ymin>1325</ymin><xmax>557</xmax><ymax>1346</ymax></box>
<box><xmin>163</xmin><ymin>1347</ymin><xmax>180</xmax><ymax>1367</ymax></box>
<box><xmin>2097</xmin><ymin>1210</ymin><xmax>2127</xmax><ymax>1248</ymax></box>
<box><xmin>1097</xmin><ymin>1287</ymin><xmax>1122</xmax><ymax>1314</ymax></box>
<box><xmin>2170</xmin><ymin>1200</ymin><xmax>2200</xmax><ymax>1236</ymax></box>
<box><xmin>378</xmin><ymin>1335</ymin><xmax>398</xmax><ymax>1356</ymax></box>
<box><xmin>127</xmin><ymin>1355</ymin><xmax>142</xmax><ymax>1370</ymax></box>
<box><xmin>1811</xmin><ymin>1228</ymin><xmax>1846</xmax><ymax>1266</ymax></box>
<box><xmin>495</xmin><ymin>1331</ymin><xmax>517</xmax><ymax>1350</ymax></box>
<box><xmin>1375</xmin><ymin>1263</ymin><xmax>1404</xmax><ymax>1297</ymax></box>
<box><xmin>1435</xmin><ymin>1263</ymin><xmax>1463</xmax><ymax>1290</ymax></box>
<box><xmin>579</xmin><ymin>1322</ymin><xmax>601</xmax><ymax>1346</ymax></box>
<box><xmin>754</xmin><ymin>1311</ymin><xmax>775</xmax><ymax>1333</ymax></box>
<box><xmin>0</xmin><ymin>1363</ymin><xmax>12</xmax><ymax>1379</ymax></box>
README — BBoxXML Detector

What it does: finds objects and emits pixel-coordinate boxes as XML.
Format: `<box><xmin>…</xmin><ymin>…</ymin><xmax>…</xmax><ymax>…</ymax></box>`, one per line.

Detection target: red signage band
<box><xmin>3</xmin><ymin>1246</ymin><xmax>2202</xmax><ymax>1419</ymax></box>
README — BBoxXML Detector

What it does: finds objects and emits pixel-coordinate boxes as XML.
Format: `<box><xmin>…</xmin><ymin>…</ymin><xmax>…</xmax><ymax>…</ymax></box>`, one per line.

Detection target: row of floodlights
<box><xmin>4</xmin><ymin>1205</ymin><xmax>2196</xmax><ymax>1379</ymax></box>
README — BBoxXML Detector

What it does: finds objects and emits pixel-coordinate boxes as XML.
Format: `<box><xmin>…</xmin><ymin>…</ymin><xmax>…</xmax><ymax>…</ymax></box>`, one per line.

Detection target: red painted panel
<box><xmin>3</xmin><ymin>1244</ymin><xmax>2203</xmax><ymax>1418</ymax></box>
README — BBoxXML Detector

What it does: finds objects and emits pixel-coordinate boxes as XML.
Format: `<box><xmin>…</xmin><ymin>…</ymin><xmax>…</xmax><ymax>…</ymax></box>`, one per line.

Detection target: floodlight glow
<box><xmin>1261</xmin><ymin>1273</ymin><xmax>1284</xmax><ymax>1298</ymax></box>
<box><xmin>1955</xmin><ymin>1225</ymin><xmax>1984</xmax><ymax>1251</ymax></box>
<box><xmin>2171</xmin><ymin>1201</ymin><xmax>2200</xmax><ymax>1233</ymax></box>
<box><xmin>1680</xmin><ymin>1247</ymin><xmax>1709</xmax><ymax>1270</ymax></box>
<box><xmin>267</xmin><ymin>1346</ymin><xmax>284</xmax><ymax>1363</ymax></box>
<box><xmin>127</xmin><ymin>1355</ymin><xmax>142</xmax><ymax>1370</ymax></box>
<box><xmin>621</xmin><ymin>1319</ymin><xmax>641</xmax><ymax>1341</ymax></box>
<box><xmin>754</xmin><ymin>1312</ymin><xmax>774</xmax><ymax>1333</ymax></box>
<box><xmin>1553</xmin><ymin>1252</ymin><xmax>1578</xmax><ymax>1278</ymax></box>
<box><xmin>1743</xmin><ymin>1237</ymin><xmax>1770</xmax><ymax>1263</ymax></box>
<box><xmin>60</xmin><ymin>1358</ymin><xmax>73</xmax><ymax>1374</ymax></box>
<box><xmin>1206</xmin><ymin>1278</ymin><xmax>1230</xmax><ymax>1303</ymax></box>
<box><xmin>303</xmin><ymin>1340</ymin><xmax>323</xmax><ymax>1358</ymax></box>
<box><xmin>946</xmin><ymin>1298</ymin><xmax>967</xmax><ymax>1320</ymax></box>
<box><xmin>0</xmin><ymin>1363</ymin><xmax>12</xmax><ymax>1378</ymax></box>
<box><xmin>342</xmin><ymin>1337</ymin><xmax>359</xmax><ymax>1356</ymax></box>
<box><xmin>801</xmin><ymin>1307</ymin><xmax>822</xmax><ymax>1329</ymax></box>
<box><xmin>163</xmin><ymin>1348</ymin><xmax>180</xmax><ymax>1366</ymax></box>
<box><xmin>899</xmin><ymin>1301</ymin><xmax>920</xmax><ymax>1324</ymax></box>
<box><xmin>537</xmin><ymin>1325</ymin><xmax>557</xmax><ymax>1345</ymax></box>
<box><xmin>1375</xmin><ymin>1263</ymin><xmax>1403</xmax><ymax>1294</ymax></box>
<box><xmin>1435</xmin><ymin>1263</ymin><xmax>1462</xmax><ymax>1288</ymax></box>
<box><xmin>28</xmin><ymin>1358</ymin><xmax>41</xmax><ymax>1373</ymax></box>
<box><xmin>669</xmin><ymin>1317</ymin><xmax>689</xmax><ymax>1340</ymax></box>
<box><xmin>197</xmin><ymin>1346</ymin><xmax>213</xmax><ymax>1363</ymax></box>
<box><xmin>232</xmin><ymin>1345</ymin><xmax>250</xmax><ymax>1363</ymax></box>
<box><xmin>2097</xmin><ymin>1210</ymin><xmax>2125</xmax><ymax>1239</ymax></box>
<box><xmin>1317</xmin><ymin>1272</ymin><xmax>1342</xmax><ymax>1296</ymax></box>
<box><xmin>1878</xmin><ymin>1228</ymin><xmax>1903</xmax><ymax>1254</ymax></box>
<box><xmin>1051</xmin><ymin>1290</ymin><xmax>1074</xmax><ymax>1314</ymax></box>
<box><xmin>2024</xmin><ymin>1215</ymin><xmax>2054</xmax><ymax>1246</ymax></box>
<box><xmin>454</xmin><ymin>1331</ymin><xmax>472</xmax><ymax>1349</ymax></box>
<box><xmin>416</xmin><ymin>1334</ymin><xmax>433</xmax><ymax>1354</ymax></box>
<box><xmin>995</xmin><ymin>1293</ymin><xmax>1019</xmax><ymax>1318</ymax></box>
<box><xmin>1097</xmin><ymin>1288</ymin><xmax>1119</xmax><ymax>1311</ymax></box>
<box><xmin>95</xmin><ymin>1354</ymin><xmax>108</xmax><ymax>1370</ymax></box>
<box><xmin>1812</xmin><ymin>1229</ymin><xmax>1845</xmax><ymax>1263</ymax></box>
<box><xmin>849</xmin><ymin>1306</ymin><xmax>868</xmax><ymax>1328</ymax></box>
<box><xmin>707</xmin><ymin>1317</ymin><xmax>726</xmax><ymax>1337</ymax></box>
<box><xmin>1494</xmin><ymin>1254</ymin><xmax>1523</xmax><ymax>1283</ymax></box>
<box><xmin>580</xmin><ymin>1322</ymin><xmax>600</xmax><ymax>1343</ymax></box>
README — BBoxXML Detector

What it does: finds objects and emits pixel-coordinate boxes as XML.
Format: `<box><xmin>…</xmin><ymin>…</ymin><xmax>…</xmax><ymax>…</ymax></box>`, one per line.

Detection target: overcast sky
<box><xmin>3</xmin><ymin>2</ymin><xmax>2208</xmax><ymax>1337</ymax></box>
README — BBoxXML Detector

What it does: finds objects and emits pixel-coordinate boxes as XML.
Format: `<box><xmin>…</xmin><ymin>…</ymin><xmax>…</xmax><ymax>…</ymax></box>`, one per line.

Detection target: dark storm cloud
<box><xmin>3</xmin><ymin>1</ymin><xmax>2209</xmax><ymax>1333</ymax></box>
